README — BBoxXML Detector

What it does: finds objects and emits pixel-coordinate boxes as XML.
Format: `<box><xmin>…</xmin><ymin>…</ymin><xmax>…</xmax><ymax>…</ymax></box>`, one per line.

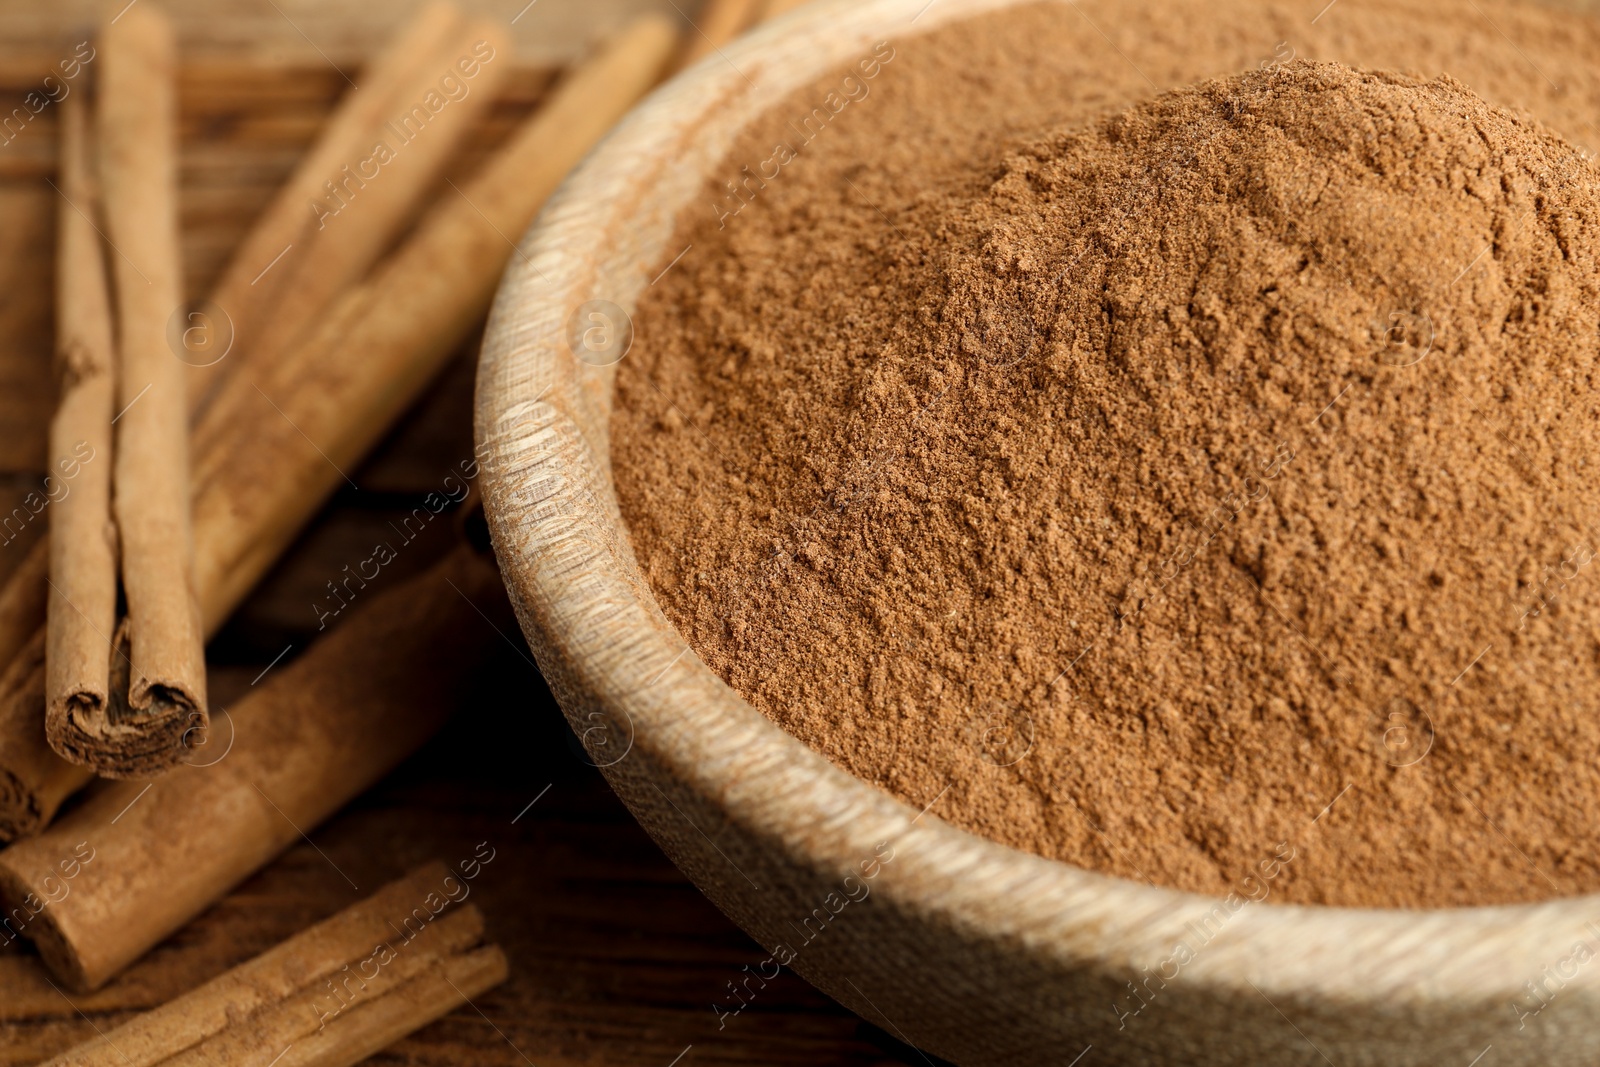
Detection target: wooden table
<box><xmin>0</xmin><ymin>2</ymin><xmax>919</xmax><ymax>1062</ymax></box>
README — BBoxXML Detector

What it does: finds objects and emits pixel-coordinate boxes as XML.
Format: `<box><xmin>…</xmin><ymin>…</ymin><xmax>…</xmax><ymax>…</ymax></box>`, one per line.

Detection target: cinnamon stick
<box><xmin>34</xmin><ymin>864</ymin><xmax>508</xmax><ymax>1067</ymax></box>
<box><xmin>0</xmin><ymin>632</ymin><xmax>89</xmax><ymax>841</ymax></box>
<box><xmin>0</xmin><ymin>540</ymin><xmax>46</xmax><ymax>679</ymax></box>
<box><xmin>44</xmin><ymin>94</ymin><xmax>119</xmax><ymax>759</ymax></box>
<box><xmin>188</xmin><ymin>12</ymin><xmax>679</xmax><ymax>627</ymax></box>
<box><xmin>193</xmin><ymin>4</ymin><xmax>514</xmax><ymax>420</ymax></box>
<box><xmin>0</xmin><ymin>2</ymin><xmax>483</xmax><ymax>799</ymax></box>
<box><xmin>57</xmin><ymin>3</ymin><xmax>208</xmax><ymax>778</ymax></box>
<box><xmin>272</xmin><ymin>946</ymin><xmax>507</xmax><ymax>1067</ymax></box>
<box><xmin>0</xmin><ymin>12</ymin><xmax>677</xmax><ymax>837</ymax></box>
<box><xmin>0</xmin><ymin>540</ymin><xmax>513</xmax><ymax>990</ymax></box>
<box><xmin>161</xmin><ymin>908</ymin><xmax>488</xmax><ymax>1067</ymax></box>
<box><xmin>759</xmin><ymin>0</ymin><xmax>812</xmax><ymax>21</ymax></box>
<box><xmin>673</xmin><ymin>0</ymin><xmax>760</xmax><ymax>71</ymax></box>
<box><xmin>193</xmin><ymin>0</ymin><xmax>462</xmax><ymax>414</ymax></box>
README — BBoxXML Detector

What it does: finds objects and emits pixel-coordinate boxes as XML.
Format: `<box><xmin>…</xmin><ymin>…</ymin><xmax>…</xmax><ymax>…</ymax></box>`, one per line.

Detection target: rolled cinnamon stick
<box><xmin>0</xmin><ymin>540</ymin><xmax>512</xmax><ymax>990</ymax></box>
<box><xmin>193</xmin><ymin>1</ymin><xmax>462</xmax><ymax>415</ymax></box>
<box><xmin>230</xmin><ymin>19</ymin><xmax>513</xmax><ymax>390</ymax></box>
<box><xmin>44</xmin><ymin>94</ymin><xmax>119</xmax><ymax>756</ymax></box>
<box><xmin>194</xmin><ymin>5</ymin><xmax>514</xmax><ymax>420</ymax></box>
<box><xmin>277</xmin><ymin>945</ymin><xmax>508</xmax><ymax>1067</ymax></box>
<box><xmin>0</xmin><ymin>4</ymin><xmax>486</xmax><ymax>804</ymax></box>
<box><xmin>0</xmin><ymin>11</ymin><xmax>678</xmax><ymax>838</ymax></box>
<box><xmin>34</xmin><ymin>863</ymin><xmax>507</xmax><ymax>1067</ymax></box>
<box><xmin>59</xmin><ymin>3</ymin><xmax>208</xmax><ymax>778</ymax></box>
<box><xmin>161</xmin><ymin>908</ymin><xmax>488</xmax><ymax>1067</ymax></box>
<box><xmin>189</xmin><ymin>13</ymin><xmax>680</xmax><ymax>626</ymax></box>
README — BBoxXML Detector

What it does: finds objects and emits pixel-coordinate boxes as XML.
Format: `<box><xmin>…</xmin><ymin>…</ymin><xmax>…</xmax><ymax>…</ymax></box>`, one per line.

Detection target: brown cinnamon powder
<box><xmin>614</xmin><ymin>0</ymin><xmax>1600</xmax><ymax>908</ymax></box>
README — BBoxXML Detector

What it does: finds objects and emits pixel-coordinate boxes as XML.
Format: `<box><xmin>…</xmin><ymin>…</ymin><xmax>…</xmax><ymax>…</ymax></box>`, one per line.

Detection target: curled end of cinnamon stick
<box><xmin>48</xmin><ymin>689</ymin><xmax>108</xmax><ymax>743</ymax></box>
<box><xmin>45</xmin><ymin>624</ymin><xmax>206</xmax><ymax>779</ymax></box>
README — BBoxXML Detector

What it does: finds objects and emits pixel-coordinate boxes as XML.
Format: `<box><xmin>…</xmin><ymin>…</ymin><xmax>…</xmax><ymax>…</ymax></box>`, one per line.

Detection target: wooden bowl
<box><xmin>476</xmin><ymin>1</ymin><xmax>1600</xmax><ymax>1062</ymax></box>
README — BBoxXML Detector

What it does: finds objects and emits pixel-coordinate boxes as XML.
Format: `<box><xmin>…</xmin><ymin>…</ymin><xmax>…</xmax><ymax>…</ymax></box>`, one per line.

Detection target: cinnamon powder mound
<box><xmin>614</xmin><ymin>5</ymin><xmax>1600</xmax><ymax>907</ymax></box>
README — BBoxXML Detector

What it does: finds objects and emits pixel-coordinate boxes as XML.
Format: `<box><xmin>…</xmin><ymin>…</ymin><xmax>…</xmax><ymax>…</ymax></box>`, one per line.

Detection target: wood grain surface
<box><xmin>0</xmin><ymin>0</ymin><xmax>674</xmax><ymax>67</ymax></box>
<box><xmin>0</xmin><ymin>1</ymin><xmax>920</xmax><ymax>1063</ymax></box>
